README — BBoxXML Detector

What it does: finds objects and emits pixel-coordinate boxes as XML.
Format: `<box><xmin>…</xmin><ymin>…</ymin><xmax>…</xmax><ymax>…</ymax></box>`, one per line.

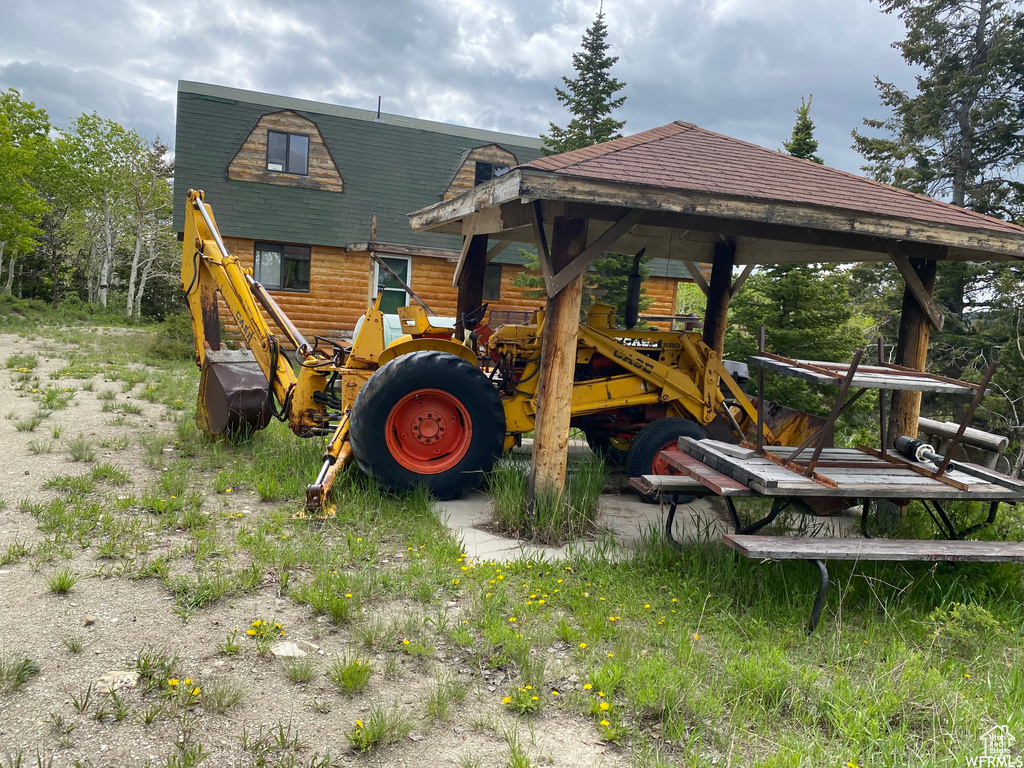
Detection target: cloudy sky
<box><xmin>0</xmin><ymin>0</ymin><xmax>914</xmax><ymax>175</ymax></box>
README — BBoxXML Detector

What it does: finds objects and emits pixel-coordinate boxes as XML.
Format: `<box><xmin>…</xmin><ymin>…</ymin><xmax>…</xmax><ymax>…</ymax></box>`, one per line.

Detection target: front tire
<box><xmin>349</xmin><ymin>351</ymin><xmax>505</xmax><ymax>500</ymax></box>
<box><xmin>626</xmin><ymin>418</ymin><xmax>707</xmax><ymax>504</ymax></box>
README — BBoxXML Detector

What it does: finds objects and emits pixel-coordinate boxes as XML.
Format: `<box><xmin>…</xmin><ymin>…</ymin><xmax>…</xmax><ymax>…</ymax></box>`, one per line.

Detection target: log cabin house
<box><xmin>172</xmin><ymin>81</ymin><xmax>690</xmax><ymax>340</ymax></box>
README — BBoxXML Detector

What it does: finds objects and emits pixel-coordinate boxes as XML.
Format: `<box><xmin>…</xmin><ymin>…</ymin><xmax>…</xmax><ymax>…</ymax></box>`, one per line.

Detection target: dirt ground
<box><xmin>0</xmin><ymin>330</ymin><xmax>630</xmax><ymax>768</ymax></box>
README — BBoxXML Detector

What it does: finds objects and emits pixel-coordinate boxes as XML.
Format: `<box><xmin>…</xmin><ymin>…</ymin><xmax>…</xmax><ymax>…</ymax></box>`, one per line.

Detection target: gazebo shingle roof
<box><xmin>521</xmin><ymin>121</ymin><xmax>1024</xmax><ymax>237</ymax></box>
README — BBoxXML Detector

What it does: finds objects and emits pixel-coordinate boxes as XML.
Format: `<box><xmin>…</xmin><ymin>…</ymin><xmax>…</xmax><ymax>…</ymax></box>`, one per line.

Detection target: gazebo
<box><xmin>409</xmin><ymin>121</ymin><xmax>1024</xmax><ymax>498</ymax></box>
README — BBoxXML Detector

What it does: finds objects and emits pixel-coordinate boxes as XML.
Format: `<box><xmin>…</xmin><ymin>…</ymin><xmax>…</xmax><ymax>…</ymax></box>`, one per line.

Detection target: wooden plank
<box><xmin>657</xmin><ymin>451</ymin><xmax>757</xmax><ymax>496</ymax></box>
<box><xmin>629</xmin><ymin>475</ymin><xmax>705</xmax><ymax>495</ymax></box>
<box><xmin>702</xmin><ymin>239</ymin><xmax>735</xmax><ymax>356</ymax></box>
<box><xmin>889</xmin><ymin>256</ymin><xmax>938</xmax><ymax>445</ymax></box>
<box><xmin>747</xmin><ymin>355</ymin><xmax>974</xmax><ymax>394</ymax></box>
<box><xmin>683</xmin><ymin>261</ymin><xmax>710</xmax><ymax>296</ymax></box>
<box><xmin>722</xmin><ymin>534</ymin><xmax>1024</xmax><ymax>563</ymax></box>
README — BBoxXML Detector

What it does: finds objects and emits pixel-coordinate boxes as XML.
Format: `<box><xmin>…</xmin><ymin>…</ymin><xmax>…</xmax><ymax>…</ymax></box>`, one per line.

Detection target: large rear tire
<box><xmin>627</xmin><ymin>418</ymin><xmax>707</xmax><ymax>504</ymax></box>
<box><xmin>349</xmin><ymin>350</ymin><xmax>505</xmax><ymax>500</ymax></box>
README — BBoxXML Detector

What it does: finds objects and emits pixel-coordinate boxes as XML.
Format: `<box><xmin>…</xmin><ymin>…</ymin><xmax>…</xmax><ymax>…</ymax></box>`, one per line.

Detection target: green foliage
<box><xmin>852</xmin><ymin>0</ymin><xmax>1024</xmax><ymax>219</ymax></box>
<box><xmin>542</xmin><ymin>8</ymin><xmax>626</xmax><ymax>155</ymax></box>
<box><xmin>782</xmin><ymin>95</ymin><xmax>823</xmax><ymax>164</ymax></box>
<box><xmin>725</xmin><ymin>264</ymin><xmax>868</xmax><ymax>413</ymax></box>
<box><xmin>512</xmin><ymin>248</ymin><xmax>652</xmax><ymax>325</ymax></box>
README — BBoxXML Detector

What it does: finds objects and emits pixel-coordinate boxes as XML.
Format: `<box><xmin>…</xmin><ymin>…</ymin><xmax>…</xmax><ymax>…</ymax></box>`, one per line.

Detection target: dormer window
<box><xmin>475</xmin><ymin>161</ymin><xmax>510</xmax><ymax>186</ymax></box>
<box><xmin>267</xmin><ymin>130</ymin><xmax>309</xmax><ymax>174</ymax></box>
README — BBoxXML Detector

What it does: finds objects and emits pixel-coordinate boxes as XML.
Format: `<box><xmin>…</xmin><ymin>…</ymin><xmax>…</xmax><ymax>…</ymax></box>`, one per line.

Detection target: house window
<box><xmin>475</xmin><ymin>161</ymin><xmax>510</xmax><ymax>186</ymax></box>
<box><xmin>374</xmin><ymin>256</ymin><xmax>411</xmax><ymax>314</ymax></box>
<box><xmin>254</xmin><ymin>242</ymin><xmax>311</xmax><ymax>292</ymax></box>
<box><xmin>483</xmin><ymin>263</ymin><xmax>502</xmax><ymax>301</ymax></box>
<box><xmin>267</xmin><ymin>131</ymin><xmax>309</xmax><ymax>174</ymax></box>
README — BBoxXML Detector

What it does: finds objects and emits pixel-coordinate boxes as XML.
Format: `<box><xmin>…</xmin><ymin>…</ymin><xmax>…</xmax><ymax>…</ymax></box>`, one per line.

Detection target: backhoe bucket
<box><xmin>196</xmin><ymin>348</ymin><xmax>272</xmax><ymax>437</ymax></box>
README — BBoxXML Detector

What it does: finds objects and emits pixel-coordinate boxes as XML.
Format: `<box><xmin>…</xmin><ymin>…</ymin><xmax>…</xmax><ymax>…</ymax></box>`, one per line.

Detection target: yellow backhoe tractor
<box><xmin>181</xmin><ymin>190</ymin><xmax>816</xmax><ymax>512</ymax></box>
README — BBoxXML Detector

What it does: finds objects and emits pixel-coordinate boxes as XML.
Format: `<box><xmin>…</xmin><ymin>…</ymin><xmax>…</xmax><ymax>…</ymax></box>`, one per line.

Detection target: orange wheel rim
<box><xmin>385</xmin><ymin>389</ymin><xmax>473</xmax><ymax>473</ymax></box>
<box><xmin>651</xmin><ymin>440</ymin><xmax>681</xmax><ymax>476</ymax></box>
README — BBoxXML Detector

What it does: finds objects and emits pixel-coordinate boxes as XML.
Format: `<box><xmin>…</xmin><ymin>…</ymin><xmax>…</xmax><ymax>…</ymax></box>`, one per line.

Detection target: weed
<box><xmin>103</xmin><ymin>401</ymin><xmax>144</xmax><ymax>415</ymax></box>
<box><xmin>328</xmin><ymin>654</ymin><xmax>372</xmax><ymax>696</ymax></box>
<box><xmin>245</xmin><ymin>618</ymin><xmax>285</xmax><ymax>655</ymax></box>
<box><xmin>505</xmin><ymin>726</ymin><xmax>537</xmax><ymax>768</ymax></box>
<box><xmin>5</xmin><ymin>352</ymin><xmax>38</xmax><ymax>370</ymax></box>
<box><xmin>48</xmin><ymin>711</ymin><xmax>76</xmax><ymax>748</ymax></box>
<box><xmin>63</xmin><ymin>635</ymin><xmax>84</xmax><ymax>654</ymax></box>
<box><xmin>68</xmin><ymin>435</ymin><xmax>96</xmax><ymax>462</ymax></box>
<box><xmin>165</xmin><ymin>742</ymin><xmax>208</xmax><ymax>768</ymax></box>
<box><xmin>0</xmin><ymin>655</ymin><xmax>41</xmax><ymax>692</ymax></box>
<box><xmin>284</xmin><ymin>656</ymin><xmax>316</xmax><ymax>684</ymax></box>
<box><xmin>13</xmin><ymin>412</ymin><xmax>45</xmax><ymax>432</ymax></box>
<box><xmin>502</xmin><ymin>684</ymin><xmax>544</xmax><ymax>715</ymax></box>
<box><xmin>489</xmin><ymin>454</ymin><xmax>605</xmax><ymax>544</ymax></box>
<box><xmin>133</xmin><ymin>647</ymin><xmax>180</xmax><ymax>692</ymax></box>
<box><xmin>28</xmin><ymin>438</ymin><xmax>56</xmax><ymax>454</ymax></box>
<box><xmin>137</xmin><ymin>702</ymin><xmax>164</xmax><ymax>725</ymax></box>
<box><xmin>344</xmin><ymin>702</ymin><xmax>414</xmax><ymax>752</ymax></box>
<box><xmin>98</xmin><ymin>436</ymin><xmax>130</xmax><ymax>450</ymax></box>
<box><xmin>90</xmin><ymin>462</ymin><xmax>130</xmax><ymax>485</ymax></box>
<box><xmin>216</xmin><ymin>629</ymin><xmax>241</xmax><ymax>656</ymax></box>
<box><xmin>199</xmin><ymin>677</ymin><xmax>245</xmax><ymax>713</ymax></box>
<box><xmin>46</xmin><ymin>567</ymin><xmax>79</xmax><ymax>595</ymax></box>
<box><xmin>51</xmin><ymin>424</ymin><xmax>63</xmax><ymax>439</ymax></box>
<box><xmin>427</xmin><ymin>670</ymin><xmax>470</xmax><ymax>721</ymax></box>
<box><xmin>1</xmin><ymin>539</ymin><xmax>30</xmax><ymax>565</ymax></box>
<box><xmin>70</xmin><ymin>685</ymin><xmax>93</xmax><ymax>713</ymax></box>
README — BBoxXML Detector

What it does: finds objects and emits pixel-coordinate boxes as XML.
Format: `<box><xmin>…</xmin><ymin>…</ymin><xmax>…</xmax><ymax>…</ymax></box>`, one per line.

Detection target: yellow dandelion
<box><xmin>599</xmin><ymin>702</ymin><xmax>610</xmax><ymax>711</ymax></box>
<box><xmin>693</xmin><ymin>633</ymin><xmax>699</xmax><ymax>641</ymax></box>
<box><xmin>191</xmin><ymin>687</ymin><xmax>201</xmax><ymax>695</ymax></box>
<box><xmin>183</xmin><ymin>679</ymin><xmax>192</xmax><ymax>686</ymax></box>
<box><xmin>168</xmin><ymin>679</ymin><xmax>179</xmax><ymax>686</ymax></box>
<box><xmin>402</xmin><ymin>639</ymin><xmax>410</xmax><ymax>645</ymax></box>
<box><xmin>225</xmin><ymin>488</ymin><xmax>232</xmax><ymax>493</ymax></box>
<box><xmin>531</xmin><ymin>696</ymin><xmax>538</xmax><ymax>701</ymax></box>
<box><xmin>356</xmin><ymin>719</ymin><xmax>364</xmax><ymax>728</ymax></box>
<box><xmin>579</xmin><ymin>642</ymin><xmax>587</xmax><ymax>649</ymax></box>
<box><xmin>345</xmin><ymin>593</ymin><xmax>353</xmax><ymax>598</ymax></box>
<box><xmin>583</xmin><ymin>683</ymin><xmax>592</xmax><ymax>690</ymax></box>
<box><xmin>551</xmin><ymin>690</ymin><xmax>560</xmax><ymax>696</ymax></box>
<box><xmin>508</xmin><ymin>617</ymin><xmax>517</xmax><ymax>623</ymax></box>
<box><xmin>502</xmin><ymin>696</ymin><xmax>511</xmax><ymax>704</ymax></box>
<box><xmin>599</xmin><ymin>719</ymin><xmax>610</xmax><ymax>727</ymax></box>
<box><xmin>607</xmin><ymin>652</ymin><xmax>614</xmax><ymax>658</ymax></box>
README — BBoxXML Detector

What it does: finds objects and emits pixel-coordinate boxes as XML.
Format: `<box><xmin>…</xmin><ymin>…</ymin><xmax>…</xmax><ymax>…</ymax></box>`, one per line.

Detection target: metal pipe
<box><xmin>247</xmin><ymin>275</ymin><xmax>312</xmax><ymax>357</ymax></box>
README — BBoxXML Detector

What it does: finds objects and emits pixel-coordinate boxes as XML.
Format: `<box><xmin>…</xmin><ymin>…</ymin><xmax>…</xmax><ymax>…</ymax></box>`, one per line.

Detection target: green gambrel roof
<box><xmin>172</xmin><ymin>81</ymin><xmax>543</xmax><ymax>255</ymax></box>
<box><xmin>172</xmin><ymin>81</ymin><xmax>690</xmax><ymax>279</ymax></box>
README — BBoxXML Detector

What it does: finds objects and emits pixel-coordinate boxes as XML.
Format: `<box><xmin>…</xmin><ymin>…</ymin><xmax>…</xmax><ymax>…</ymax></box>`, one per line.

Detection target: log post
<box><xmin>530</xmin><ymin>216</ymin><xmax>587</xmax><ymax>502</ymax></box>
<box><xmin>702</xmin><ymin>239</ymin><xmax>736</xmax><ymax>356</ymax></box>
<box><xmin>887</xmin><ymin>257</ymin><xmax>938</xmax><ymax>447</ymax></box>
<box><xmin>455</xmin><ymin>233</ymin><xmax>488</xmax><ymax>337</ymax></box>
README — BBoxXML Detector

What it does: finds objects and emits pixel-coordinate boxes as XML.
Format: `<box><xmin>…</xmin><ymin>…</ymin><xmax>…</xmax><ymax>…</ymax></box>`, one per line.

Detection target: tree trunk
<box><xmin>126</xmin><ymin>215</ymin><xmax>144</xmax><ymax>317</ymax></box>
<box><xmin>5</xmin><ymin>247</ymin><xmax>18</xmax><ymax>296</ymax></box>
<box><xmin>0</xmin><ymin>241</ymin><xmax>5</xmax><ymax>291</ymax></box>
<box><xmin>134</xmin><ymin>233</ymin><xmax>157</xmax><ymax>318</ymax></box>
<box><xmin>99</xmin><ymin>192</ymin><xmax>114</xmax><ymax>307</ymax></box>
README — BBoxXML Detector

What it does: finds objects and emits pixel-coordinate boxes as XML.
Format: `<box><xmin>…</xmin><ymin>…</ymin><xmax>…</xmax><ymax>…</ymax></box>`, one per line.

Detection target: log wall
<box><xmin>216</xmin><ymin>237</ymin><xmax>682</xmax><ymax>340</ymax></box>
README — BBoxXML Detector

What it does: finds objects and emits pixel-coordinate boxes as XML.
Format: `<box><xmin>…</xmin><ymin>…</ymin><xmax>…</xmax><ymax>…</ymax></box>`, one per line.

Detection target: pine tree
<box><xmin>852</xmin><ymin>0</ymin><xmax>1024</xmax><ymax>219</ymax></box>
<box><xmin>782</xmin><ymin>96</ymin><xmax>823</xmax><ymax>164</ymax></box>
<box><xmin>541</xmin><ymin>6</ymin><xmax>627</xmax><ymax>155</ymax></box>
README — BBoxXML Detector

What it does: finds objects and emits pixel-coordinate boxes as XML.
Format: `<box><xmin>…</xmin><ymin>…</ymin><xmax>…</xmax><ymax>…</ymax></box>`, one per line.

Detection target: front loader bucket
<box><xmin>196</xmin><ymin>348</ymin><xmax>272</xmax><ymax>437</ymax></box>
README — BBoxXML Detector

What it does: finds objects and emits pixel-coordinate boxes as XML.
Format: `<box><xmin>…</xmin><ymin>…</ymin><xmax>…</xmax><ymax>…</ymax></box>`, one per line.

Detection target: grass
<box><xmin>344</xmin><ymin>701</ymin><xmax>415</xmax><ymax>752</ymax></box>
<box><xmin>7</xmin><ymin>314</ymin><xmax>1024</xmax><ymax>766</ymax></box>
<box><xmin>489</xmin><ymin>454</ymin><xmax>606</xmax><ymax>544</ymax></box>
<box><xmin>46</xmin><ymin>567</ymin><xmax>80</xmax><ymax>595</ymax></box>
<box><xmin>327</xmin><ymin>654</ymin><xmax>372</xmax><ymax>697</ymax></box>
<box><xmin>0</xmin><ymin>655</ymin><xmax>41</xmax><ymax>692</ymax></box>
<box><xmin>199</xmin><ymin>677</ymin><xmax>246</xmax><ymax>713</ymax></box>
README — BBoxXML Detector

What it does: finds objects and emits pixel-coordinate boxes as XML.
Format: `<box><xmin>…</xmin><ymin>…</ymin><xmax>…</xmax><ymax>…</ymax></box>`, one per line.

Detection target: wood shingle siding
<box><xmin>444</xmin><ymin>145</ymin><xmax>520</xmax><ymax>201</ymax></box>
<box><xmin>228</xmin><ymin>111</ymin><xmax>343</xmax><ymax>193</ymax></box>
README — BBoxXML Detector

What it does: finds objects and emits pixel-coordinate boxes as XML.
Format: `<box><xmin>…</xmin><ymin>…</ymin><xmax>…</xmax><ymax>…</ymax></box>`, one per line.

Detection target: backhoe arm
<box><xmin>181</xmin><ymin>190</ymin><xmax>331</xmax><ymax>438</ymax></box>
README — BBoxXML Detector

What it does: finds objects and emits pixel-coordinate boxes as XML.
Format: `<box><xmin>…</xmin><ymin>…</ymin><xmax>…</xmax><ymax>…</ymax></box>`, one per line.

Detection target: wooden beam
<box><xmin>451</xmin><ymin>216</ymin><xmax>478</xmax><ymax>287</ymax></box>
<box><xmin>702</xmin><ymin>239</ymin><xmax>736</xmax><ymax>355</ymax></box>
<box><xmin>515</xmin><ymin>171</ymin><xmax>1024</xmax><ymax>261</ymax></box>
<box><xmin>546</xmin><ymin>208</ymin><xmax>643</xmax><ymax>296</ymax></box>
<box><xmin>683</xmin><ymin>261</ymin><xmax>710</xmax><ymax>296</ymax></box>
<box><xmin>531</xmin><ymin>216</ymin><xmax>588</xmax><ymax>503</ymax></box>
<box><xmin>888</xmin><ymin>257</ymin><xmax>938</xmax><ymax>447</ymax></box>
<box><xmin>887</xmin><ymin>242</ymin><xmax>944</xmax><ymax>331</ymax></box>
<box><xmin>530</xmin><ymin>201</ymin><xmax>555</xmax><ymax>289</ymax></box>
<box><xmin>486</xmin><ymin>239</ymin><xmax>510</xmax><ymax>261</ymax></box>
<box><xmin>731</xmin><ymin>264</ymin><xmax>755</xmax><ymax>295</ymax></box>
<box><xmin>455</xmin><ymin>234</ymin><xmax>488</xmax><ymax>338</ymax></box>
